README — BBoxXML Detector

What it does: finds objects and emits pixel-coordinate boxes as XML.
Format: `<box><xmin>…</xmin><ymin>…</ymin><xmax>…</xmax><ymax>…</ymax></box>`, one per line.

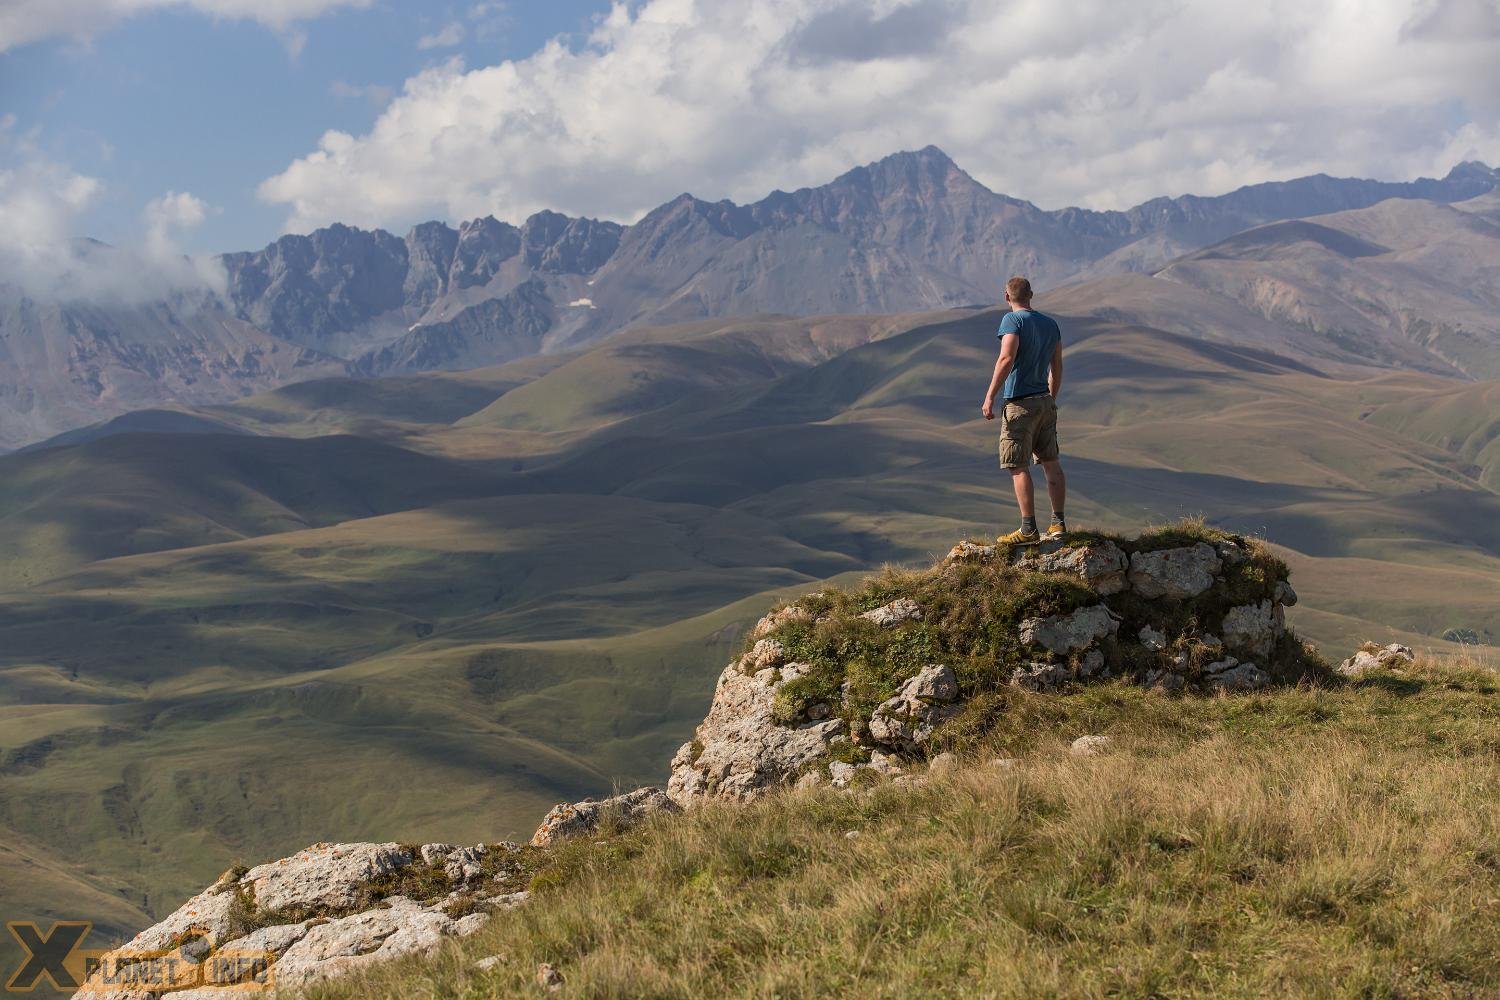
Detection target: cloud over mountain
<box><xmin>0</xmin><ymin>146</ymin><xmax>225</xmax><ymax>303</ymax></box>
<box><xmin>258</xmin><ymin>0</ymin><xmax>1500</xmax><ymax>234</ymax></box>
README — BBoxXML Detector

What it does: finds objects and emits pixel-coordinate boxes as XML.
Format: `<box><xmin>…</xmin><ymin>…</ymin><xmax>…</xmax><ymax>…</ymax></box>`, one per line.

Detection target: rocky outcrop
<box><xmin>530</xmin><ymin>787</ymin><xmax>679</xmax><ymax>847</ymax></box>
<box><xmin>1337</xmin><ymin>642</ymin><xmax>1415</xmax><ymax>677</ymax></box>
<box><xmin>73</xmin><ymin>841</ymin><xmax>530</xmax><ymax>998</ymax></box>
<box><xmin>666</xmin><ymin>661</ymin><xmax>845</xmax><ymax>805</ymax></box>
<box><xmin>670</xmin><ymin>528</ymin><xmax>1301</xmax><ymax>805</ymax></box>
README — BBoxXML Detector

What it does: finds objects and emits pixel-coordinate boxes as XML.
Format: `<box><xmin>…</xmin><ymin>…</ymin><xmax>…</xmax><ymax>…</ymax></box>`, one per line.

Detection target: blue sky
<box><xmin>1</xmin><ymin>1</ymin><xmax>611</xmax><ymax>253</ymax></box>
<box><xmin>1</xmin><ymin>0</ymin><xmax>1497</xmax><ymax>272</ymax></box>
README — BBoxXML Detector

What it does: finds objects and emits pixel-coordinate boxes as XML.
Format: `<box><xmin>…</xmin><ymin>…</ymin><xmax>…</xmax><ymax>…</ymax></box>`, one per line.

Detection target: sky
<box><xmin>2</xmin><ymin>0</ymin><xmax>1500</xmax><ymax>296</ymax></box>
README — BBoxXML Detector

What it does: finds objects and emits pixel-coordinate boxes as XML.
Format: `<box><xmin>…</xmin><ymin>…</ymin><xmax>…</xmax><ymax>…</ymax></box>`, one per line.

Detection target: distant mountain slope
<box><xmin>0</xmin><ymin>288</ymin><xmax>347</xmax><ymax>450</ymax></box>
<box><xmin>1157</xmin><ymin>198</ymin><xmax>1500</xmax><ymax>377</ymax></box>
<box><xmin>4</xmin><ymin>150</ymin><xmax>1496</xmax><ymax>451</ymax></box>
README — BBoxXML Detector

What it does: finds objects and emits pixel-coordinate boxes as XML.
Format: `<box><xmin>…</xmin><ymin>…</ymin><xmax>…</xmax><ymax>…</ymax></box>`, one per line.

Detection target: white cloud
<box><xmin>258</xmin><ymin>0</ymin><xmax>1500</xmax><ymax>234</ymax></box>
<box><xmin>417</xmin><ymin>21</ymin><xmax>465</xmax><ymax>50</ymax></box>
<box><xmin>0</xmin><ymin>148</ymin><xmax>226</xmax><ymax>303</ymax></box>
<box><xmin>0</xmin><ymin>0</ymin><xmax>370</xmax><ymax>53</ymax></box>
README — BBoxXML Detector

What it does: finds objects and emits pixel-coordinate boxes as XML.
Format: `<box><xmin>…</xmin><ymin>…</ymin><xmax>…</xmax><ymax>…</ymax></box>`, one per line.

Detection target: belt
<box><xmin>1005</xmin><ymin>391</ymin><xmax>1049</xmax><ymax>402</ymax></box>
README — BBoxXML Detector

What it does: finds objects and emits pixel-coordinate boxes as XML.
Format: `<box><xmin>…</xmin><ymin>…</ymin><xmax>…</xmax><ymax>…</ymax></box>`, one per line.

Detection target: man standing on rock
<box><xmin>981</xmin><ymin>276</ymin><xmax>1067</xmax><ymax>545</ymax></box>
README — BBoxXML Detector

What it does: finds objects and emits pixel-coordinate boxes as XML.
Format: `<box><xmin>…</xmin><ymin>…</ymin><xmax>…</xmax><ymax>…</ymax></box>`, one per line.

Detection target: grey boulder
<box><xmin>1337</xmin><ymin>642</ymin><xmax>1415</xmax><ymax>677</ymax></box>
<box><xmin>1019</xmin><ymin>604</ymin><xmax>1118</xmax><ymax>655</ymax></box>
<box><xmin>530</xmin><ymin>787</ymin><xmax>679</xmax><ymax>847</ymax></box>
<box><xmin>1128</xmin><ymin>543</ymin><xmax>1222</xmax><ymax>599</ymax></box>
<box><xmin>1220</xmin><ymin>600</ymin><xmax>1284</xmax><ymax>657</ymax></box>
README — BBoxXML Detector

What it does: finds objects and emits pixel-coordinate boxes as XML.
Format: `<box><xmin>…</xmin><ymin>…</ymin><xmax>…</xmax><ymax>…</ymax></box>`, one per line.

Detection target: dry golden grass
<box><xmin>305</xmin><ymin>655</ymin><xmax>1500</xmax><ymax>999</ymax></box>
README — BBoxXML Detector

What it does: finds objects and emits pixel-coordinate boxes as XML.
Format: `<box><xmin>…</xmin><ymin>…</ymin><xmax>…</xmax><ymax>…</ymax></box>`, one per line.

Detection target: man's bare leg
<box><xmin>1010</xmin><ymin>467</ymin><xmax>1035</xmax><ymax>518</ymax></box>
<box><xmin>1040</xmin><ymin>459</ymin><xmax>1066</xmax><ymax>518</ymax></box>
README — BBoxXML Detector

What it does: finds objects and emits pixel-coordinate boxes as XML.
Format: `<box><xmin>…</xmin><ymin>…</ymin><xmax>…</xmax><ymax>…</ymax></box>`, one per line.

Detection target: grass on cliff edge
<box><xmin>307</xmin><ymin>655</ymin><xmax>1499</xmax><ymax>1000</ymax></box>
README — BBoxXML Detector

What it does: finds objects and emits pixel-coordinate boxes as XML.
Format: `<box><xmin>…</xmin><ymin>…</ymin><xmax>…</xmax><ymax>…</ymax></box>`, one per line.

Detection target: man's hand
<box><xmin>982</xmin><ymin>398</ymin><xmax>995</xmax><ymax>420</ymax></box>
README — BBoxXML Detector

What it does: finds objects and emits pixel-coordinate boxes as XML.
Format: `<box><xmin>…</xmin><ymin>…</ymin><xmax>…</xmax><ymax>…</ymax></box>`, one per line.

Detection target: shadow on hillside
<box><xmin>1349</xmin><ymin>673</ymin><xmax>1427</xmax><ymax>696</ymax></box>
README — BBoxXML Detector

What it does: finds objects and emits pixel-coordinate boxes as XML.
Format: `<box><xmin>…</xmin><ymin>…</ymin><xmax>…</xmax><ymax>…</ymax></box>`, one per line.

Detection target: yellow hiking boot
<box><xmin>1043</xmin><ymin>522</ymin><xmax>1068</xmax><ymax>540</ymax></box>
<box><xmin>998</xmin><ymin>527</ymin><xmax>1040</xmax><ymax>545</ymax></box>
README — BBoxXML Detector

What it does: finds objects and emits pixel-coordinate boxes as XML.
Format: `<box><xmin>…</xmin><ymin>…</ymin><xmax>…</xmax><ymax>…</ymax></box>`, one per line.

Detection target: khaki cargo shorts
<box><xmin>998</xmin><ymin>394</ymin><xmax>1059</xmax><ymax>469</ymax></box>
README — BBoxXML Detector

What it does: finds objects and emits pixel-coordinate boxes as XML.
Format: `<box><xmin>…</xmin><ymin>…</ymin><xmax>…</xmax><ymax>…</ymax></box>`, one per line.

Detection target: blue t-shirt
<box><xmin>997</xmin><ymin>309</ymin><xmax>1061</xmax><ymax>400</ymax></box>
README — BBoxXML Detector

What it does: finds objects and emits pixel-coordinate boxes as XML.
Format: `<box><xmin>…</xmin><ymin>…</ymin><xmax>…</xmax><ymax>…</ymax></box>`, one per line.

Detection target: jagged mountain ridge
<box><xmin>2</xmin><ymin>148</ymin><xmax>1497</xmax><ymax>451</ymax></box>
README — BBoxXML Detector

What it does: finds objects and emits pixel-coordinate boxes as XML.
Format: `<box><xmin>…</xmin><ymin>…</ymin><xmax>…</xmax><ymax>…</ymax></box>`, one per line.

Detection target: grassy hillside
<box><xmin>2</xmin><ymin>293</ymin><xmax>1498</xmax><ymax>984</ymax></box>
<box><xmin>308</xmin><ymin>655</ymin><xmax>1500</xmax><ymax>999</ymax></box>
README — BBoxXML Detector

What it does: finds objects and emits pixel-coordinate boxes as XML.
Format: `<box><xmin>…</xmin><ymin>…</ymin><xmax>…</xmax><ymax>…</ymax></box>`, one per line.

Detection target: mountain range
<box><xmin>4</xmin><ymin>147</ymin><xmax>1498</xmax><ymax>451</ymax></box>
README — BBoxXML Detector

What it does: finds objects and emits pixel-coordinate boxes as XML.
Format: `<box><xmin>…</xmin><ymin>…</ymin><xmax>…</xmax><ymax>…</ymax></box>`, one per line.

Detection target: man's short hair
<box><xmin>1006</xmin><ymin>276</ymin><xmax>1033</xmax><ymax>303</ymax></box>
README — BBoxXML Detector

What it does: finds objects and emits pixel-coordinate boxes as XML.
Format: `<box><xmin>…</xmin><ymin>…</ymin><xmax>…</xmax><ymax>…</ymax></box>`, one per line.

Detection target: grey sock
<box><xmin>1051</xmin><ymin>512</ymin><xmax>1066</xmax><ymax>527</ymax></box>
<box><xmin>1021</xmin><ymin>515</ymin><xmax>1037</xmax><ymax>534</ymax></box>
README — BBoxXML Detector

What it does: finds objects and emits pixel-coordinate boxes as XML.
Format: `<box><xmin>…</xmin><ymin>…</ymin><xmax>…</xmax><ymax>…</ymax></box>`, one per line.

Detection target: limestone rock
<box><xmin>866</xmin><ymin>750</ymin><xmax>906</xmax><ymax>776</ymax></box>
<box><xmin>867</xmin><ymin>665</ymin><xmax>960</xmax><ymax>749</ymax></box>
<box><xmin>750</xmin><ymin>604</ymin><xmax>811</xmax><ymax>639</ymax></box>
<box><xmin>828</xmin><ymin>761</ymin><xmax>858</xmax><ymax>789</ymax></box>
<box><xmin>742</xmin><ymin>638</ymin><xmax>786</xmax><ymax>671</ymax></box>
<box><xmin>530</xmin><ymin>787</ymin><xmax>679</xmax><ymax>847</ymax></box>
<box><xmin>1018</xmin><ymin>539</ymin><xmax>1129</xmax><ymax>594</ymax></box>
<box><xmin>271</xmin><ymin>897</ymin><xmax>486</xmax><ymax>988</ymax></box>
<box><xmin>1070</xmin><ymin>734</ymin><xmax>1112</xmax><ymax>756</ymax></box>
<box><xmin>860</xmin><ymin>598</ymin><xmax>922</xmax><ymax>627</ymax></box>
<box><xmin>945</xmin><ymin>540</ymin><xmax>996</xmax><ymax>562</ymax></box>
<box><xmin>1009</xmin><ymin>660</ymin><xmax>1075</xmax><ymax>691</ymax></box>
<box><xmin>437</xmin><ymin>844</ymin><xmax>490</xmax><ymax>885</ymax></box>
<box><xmin>474</xmin><ymin>955</ymin><xmax>504</xmax><ymax>972</ymax></box>
<box><xmin>668</xmin><ymin>661</ymin><xmax>845</xmax><ymax>805</ymax></box>
<box><xmin>1019</xmin><ymin>604</ymin><xmax>1119</xmax><ymax>655</ymax></box>
<box><xmin>1221</xmin><ymin>600</ymin><xmax>1284</xmax><ymax>657</ymax></box>
<box><xmin>1128</xmin><ymin>543</ymin><xmax>1222</xmax><ymax>599</ymax></box>
<box><xmin>928</xmin><ymin>752</ymin><xmax>959</xmax><ymax>774</ymax></box>
<box><xmin>110</xmin><ymin>885</ymin><xmax>240</xmax><ymax>954</ymax></box>
<box><xmin>1337</xmin><ymin>643</ymin><xmax>1415</xmax><ymax>677</ymax></box>
<box><xmin>418</xmin><ymin>843</ymin><xmax>456</xmax><ymax>866</ymax></box>
<box><xmin>1274</xmin><ymin>580</ymin><xmax>1298</xmax><ymax>607</ymax></box>
<box><xmin>241</xmin><ymin>842</ymin><xmax>412</xmax><ymax>914</ymax></box>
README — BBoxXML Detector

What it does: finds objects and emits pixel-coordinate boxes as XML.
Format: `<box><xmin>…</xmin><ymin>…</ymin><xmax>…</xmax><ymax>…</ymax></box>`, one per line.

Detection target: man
<box><xmin>981</xmin><ymin>276</ymin><xmax>1066</xmax><ymax>544</ymax></box>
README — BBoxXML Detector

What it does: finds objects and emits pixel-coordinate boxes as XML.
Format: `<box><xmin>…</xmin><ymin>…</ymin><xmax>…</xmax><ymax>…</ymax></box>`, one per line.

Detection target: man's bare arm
<box><xmin>1048</xmin><ymin>341</ymin><xmax>1063</xmax><ymax>400</ymax></box>
<box><xmin>982</xmin><ymin>334</ymin><xmax>1019</xmax><ymax>420</ymax></box>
